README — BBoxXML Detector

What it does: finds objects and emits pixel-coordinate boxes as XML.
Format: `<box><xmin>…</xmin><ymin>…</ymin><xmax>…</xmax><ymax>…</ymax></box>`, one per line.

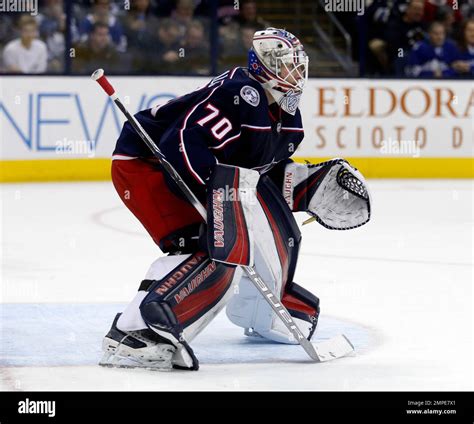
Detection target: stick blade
<box><xmin>313</xmin><ymin>334</ymin><xmax>354</xmax><ymax>362</ymax></box>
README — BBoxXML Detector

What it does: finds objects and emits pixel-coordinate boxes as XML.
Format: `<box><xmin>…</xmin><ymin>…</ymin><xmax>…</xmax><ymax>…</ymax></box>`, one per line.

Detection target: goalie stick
<box><xmin>91</xmin><ymin>69</ymin><xmax>354</xmax><ymax>362</ymax></box>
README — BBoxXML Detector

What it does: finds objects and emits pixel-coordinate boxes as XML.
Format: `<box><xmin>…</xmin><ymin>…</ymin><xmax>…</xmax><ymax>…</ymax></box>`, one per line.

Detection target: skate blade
<box><xmin>99</xmin><ymin>352</ymin><xmax>173</xmax><ymax>371</ymax></box>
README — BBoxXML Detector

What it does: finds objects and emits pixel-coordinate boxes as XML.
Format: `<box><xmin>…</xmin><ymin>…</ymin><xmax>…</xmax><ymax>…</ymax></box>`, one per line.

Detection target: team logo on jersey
<box><xmin>280</xmin><ymin>91</ymin><xmax>301</xmax><ymax>115</ymax></box>
<box><xmin>240</xmin><ymin>85</ymin><xmax>260</xmax><ymax>107</ymax></box>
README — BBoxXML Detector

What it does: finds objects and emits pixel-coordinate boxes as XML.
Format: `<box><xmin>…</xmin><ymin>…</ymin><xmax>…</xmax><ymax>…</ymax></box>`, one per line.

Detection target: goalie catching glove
<box><xmin>282</xmin><ymin>158</ymin><xmax>371</xmax><ymax>230</ymax></box>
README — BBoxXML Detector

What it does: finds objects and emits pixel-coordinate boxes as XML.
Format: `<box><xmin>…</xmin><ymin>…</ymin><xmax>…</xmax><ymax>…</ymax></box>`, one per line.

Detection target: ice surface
<box><xmin>0</xmin><ymin>180</ymin><xmax>472</xmax><ymax>390</ymax></box>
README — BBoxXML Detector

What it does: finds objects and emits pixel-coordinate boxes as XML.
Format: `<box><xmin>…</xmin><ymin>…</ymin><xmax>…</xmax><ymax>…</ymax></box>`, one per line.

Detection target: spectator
<box><xmin>219</xmin><ymin>24</ymin><xmax>256</xmax><ymax>70</ymax></box>
<box><xmin>0</xmin><ymin>14</ymin><xmax>17</xmax><ymax>46</ymax></box>
<box><xmin>423</xmin><ymin>0</ymin><xmax>463</xmax><ymax>24</ymax></box>
<box><xmin>122</xmin><ymin>0</ymin><xmax>160</xmax><ymax>71</ymax></box>
<box><xmin>365</xmin><ymin>0</ymin><xmax>394</xmax><ymax>74</ymax></box>
<box><xmin>452</xmin><ymin>18</ymin><xmax>474</xmax><ymax>76</ymax></box>
<box><xmin>151</xmin><ymin>0</ymin><xmax>176</xmax><ymax>17</ymax></box>
<box><xmin>3</xmin><ymin>15</ymin><xmax>48</xmax><ymax>73</ymax></box>
<box><xmin>219</xmin><ymin>24</ymin><xmax>239</xmax><ymax>55</ymax></box>
<box><xmin>152</xmin><ymin>18</ymin><xmax>182</xmax><ymax>73</ymax></box>
<box><xmin>193</xmin><ymin>0</ymin><xmax>214</xmax><ymax>17</ymax></box>
<box><xmin>386</xmin><ymin>0</ymin><xmax>426</xmax><ymax>74</ymax></box>
<box><xmin>219</xmin><ymin>0</ymin><xmax>269</xmax><ymax>58</ymax></box>
<box><xmin>240</xmin><ymin>24</ymin><xmax>256</xmax><ymax>50</ymax></box>
<box><xmin>122</xmin><ymin>0</ymin><xmax>158</xmax><ymax>47</ymax></box>
<box><xmin>406</xmin><ymin>21</ymin><xmax>459</xmax><ymax>77</ymax></box>
<box><xmin>460</xmin><ymin>0</ymin><xmax>474</xmax><ymax>20</ymax></box>
<box><xmin>435</xmin><ymin>5</ymin><xmax>457</xmax><ymax>37</ymax></box>
<box><xmin>235</xmin><ymin>0</ymin><xmax>270</xmax><ymax>28</ymax></box>
<box><xmin>217</xmin><ymin>0</ymin><xmax>240</xmax><ymax>25</ymax></box>
<box><xmin>37</xmin><ymin>0</ymin><xmax>66</xmax><ymax>72</ymax></box>
<box><xmin>367</xmin><ymin>0</ymin><xmax>393</xmax><ymax>40</ymax></box>
<box><xmin>79</xmin><ymin>0</ymin><xmax>126</xmax><ymax>52</ymax></box>
<box><xmin>38</xmin><ymin>0</ymin><xmax>65</xmax><ymax>39</ymax></box>
<box><xmin>181</xmin><ymin>20</ymin><xmax>210</xmax><ymax>74</ymax></box>
<box><xmin>72</xmin><ymin>22</ymin><xmax>122</xmax><ymax>73</ymax></box>
<box><xmin>171</xmin><ymin>0</ymin><xmax>196</xmax><ymax>37</ymax></box>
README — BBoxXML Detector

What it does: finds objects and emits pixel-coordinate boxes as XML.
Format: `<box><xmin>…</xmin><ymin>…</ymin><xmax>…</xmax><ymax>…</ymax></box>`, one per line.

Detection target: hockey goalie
<box><xmin>100</xmin><ymin>28</ymin><xmax>371</xmax><ymax>370</ymax></box>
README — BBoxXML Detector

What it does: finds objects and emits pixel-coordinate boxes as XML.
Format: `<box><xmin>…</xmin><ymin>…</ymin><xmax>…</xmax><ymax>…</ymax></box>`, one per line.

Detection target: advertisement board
<box><xmin>1</xmin><ymin>75</ymin><xmax>472</xmax><ymax>180</ymax></box>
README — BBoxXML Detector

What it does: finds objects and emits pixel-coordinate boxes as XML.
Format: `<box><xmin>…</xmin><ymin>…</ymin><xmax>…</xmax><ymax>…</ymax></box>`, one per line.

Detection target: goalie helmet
<box><xmin>248</xmin><ymin>28</ymin><xmax>309</xmax><ymax>115</ymax></box>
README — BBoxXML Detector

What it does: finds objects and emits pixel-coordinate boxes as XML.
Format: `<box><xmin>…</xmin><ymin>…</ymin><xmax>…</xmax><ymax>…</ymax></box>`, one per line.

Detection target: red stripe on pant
<box><xmin>111</xmin><ymin>158</ymin><xmax>202</xmax><ymax>247</ymax></box>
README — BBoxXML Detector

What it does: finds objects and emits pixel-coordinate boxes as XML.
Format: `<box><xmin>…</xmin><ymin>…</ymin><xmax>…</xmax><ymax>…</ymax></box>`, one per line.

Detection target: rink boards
<box><xmin>1</xmin><ymin>76</ymin><xmax>472</xmax><ymax>181</ymax></box>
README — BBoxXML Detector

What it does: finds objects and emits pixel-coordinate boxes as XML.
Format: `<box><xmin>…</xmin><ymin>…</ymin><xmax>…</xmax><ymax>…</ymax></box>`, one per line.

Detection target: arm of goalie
<box><xmin>283</xmin><ymin>158</ymin><xmax>371</xmax><ymax>230</ymax></box>
<box><xmin>205</xmin><ymin>164</ymin><xmax>260</xmax><ymax>265</ymax></box>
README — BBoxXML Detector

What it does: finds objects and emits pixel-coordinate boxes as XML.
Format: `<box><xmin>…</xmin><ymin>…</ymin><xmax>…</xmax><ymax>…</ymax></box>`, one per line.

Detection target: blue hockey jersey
<box><xmin>406</xmin><ymin>39</ymin><xmax>459</xmax><ymax>77</ymax></box>
<box><xmin>458</xmin><ymin>47</ymin><xmax>474</xmax><ymax>76</ymax></box>
<box><xmin>113</xmin><ymin>67</ymin><xmax>304</xmax><ymax>190</ymax></box>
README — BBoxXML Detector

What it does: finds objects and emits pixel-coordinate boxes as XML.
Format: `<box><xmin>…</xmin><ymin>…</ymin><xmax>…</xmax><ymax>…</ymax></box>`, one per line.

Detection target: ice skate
<box><xmin>99</xmin><ymin>313</ymin><xmax>176</xmax><ymax>370</ymax></box>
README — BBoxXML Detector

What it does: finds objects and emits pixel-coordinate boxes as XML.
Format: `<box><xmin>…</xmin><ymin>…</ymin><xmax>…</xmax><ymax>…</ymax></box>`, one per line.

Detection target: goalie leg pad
<box><xmin>140</xmin><ymin>251</ymin><xmax>241</xmax><ymax>368</ymax></box>
<box><xmin>229</xmin><ymin>281</ymin><xmax>320</xmax><ymax>344</ymax></box>
<box><xmin>140</xmin><ymin>252</ymin><xmax>240</xmax><ymax>339</ymax></box>
<box><xmin>227</xmin><ymin>175</ymin><xmax>321</xmax><ymax>344</ymax></box>
<box><xmin>206</xmin><ymin>164</ymin><xmax>260</xmax><ymax>266</ymax></box>
<box><xmin>114</xmin><ymin>252</ymin><xmax>241</xmax><ymax>370</ymax></box>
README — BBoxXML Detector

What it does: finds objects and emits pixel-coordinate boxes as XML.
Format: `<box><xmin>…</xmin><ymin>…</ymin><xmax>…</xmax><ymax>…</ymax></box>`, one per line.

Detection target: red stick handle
<box><xmin>91</xmin><ymin>69</ymin><xmax>115</xmax><ymax>97</ymax></box>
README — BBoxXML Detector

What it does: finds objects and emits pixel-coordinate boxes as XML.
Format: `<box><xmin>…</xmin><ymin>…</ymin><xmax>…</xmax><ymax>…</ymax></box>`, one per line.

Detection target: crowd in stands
<box><xmin>0</xmin><ymin>0</ymin><xmax>65</xmax><ymax>73</ymax></box>
<box><xmin>70</xmin><ymin>0</ymin><xmax>212</xmax><ymax>74</ymax></box>
<box><xmin>367</xmin><ymin>0</ymin><xmax>474</xmax><ymax>77</ymax></box>
<box><xmin>0</xmin><ymin>0</ymin><xmax>269</xmax><ymax>75</ymax></box>
<box><xmin>1</xmin><ymin>0</ymin><xmax>473</xmax><ymax>77</ymax></box>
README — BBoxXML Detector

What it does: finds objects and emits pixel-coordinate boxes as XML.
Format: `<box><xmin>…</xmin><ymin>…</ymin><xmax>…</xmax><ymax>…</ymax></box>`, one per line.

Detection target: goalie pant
<box><xmin>112</xmin><ymin>158</ymin><xmax>320</xmax><ymax>356</ymax></box>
